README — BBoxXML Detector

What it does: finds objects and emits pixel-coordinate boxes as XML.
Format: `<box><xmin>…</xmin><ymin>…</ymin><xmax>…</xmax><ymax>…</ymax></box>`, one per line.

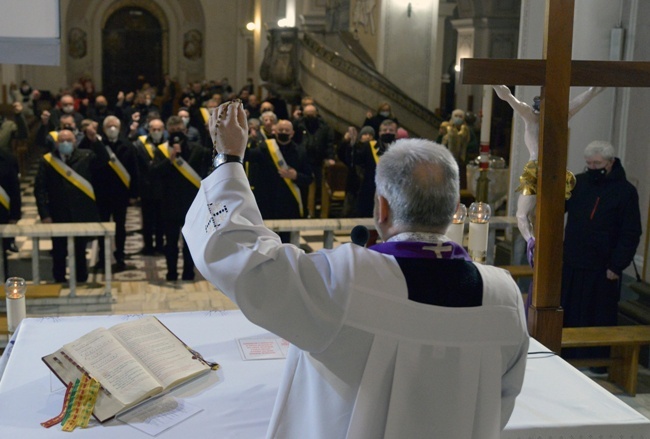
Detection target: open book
<box><xmin>42</xmin><ymin>316</ymin><xmax>214</xmax><ymax>423</ymax></box>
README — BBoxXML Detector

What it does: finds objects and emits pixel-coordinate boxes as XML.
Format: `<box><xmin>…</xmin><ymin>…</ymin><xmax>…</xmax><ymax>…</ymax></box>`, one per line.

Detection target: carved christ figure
<box><xmin>493</xmin><ymin>85</ymin><xmax>604</xmax><ymax>261</ymax></box>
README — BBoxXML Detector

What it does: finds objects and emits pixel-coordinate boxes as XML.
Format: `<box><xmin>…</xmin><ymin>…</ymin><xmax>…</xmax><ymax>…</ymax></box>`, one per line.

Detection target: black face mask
<box><xmin>586</xmin><ymin>167</ymin><xmax>607</xmax><ymax>184</ymax></box>
<box><xmin>276</xmin><ymin>133</ymin><xmax>290</xmax><ymax>144</ymax></box>
<box><xmin>380</xmin><ymin>133</ymin><xmax>396</xmax><ymax>145</ymax></box>
<box><xmin>305</xmin><ymin>117</ymin><xmax>318</xmax><ymax>132</ymax></box>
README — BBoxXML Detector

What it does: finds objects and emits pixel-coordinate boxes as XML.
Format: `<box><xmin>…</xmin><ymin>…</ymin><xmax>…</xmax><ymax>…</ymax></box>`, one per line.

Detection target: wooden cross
<box><xmin>460</xmin><ymin>0</ymin><xmax>650</xmax><ymax>353</ymax></box>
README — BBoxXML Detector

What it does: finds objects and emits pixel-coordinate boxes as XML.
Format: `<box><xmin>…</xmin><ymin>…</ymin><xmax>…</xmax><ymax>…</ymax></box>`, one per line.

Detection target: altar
<box><xmin>1</xmin><ymin>311</ymin><xmax>649</xmax><ymax>438</ymax></box>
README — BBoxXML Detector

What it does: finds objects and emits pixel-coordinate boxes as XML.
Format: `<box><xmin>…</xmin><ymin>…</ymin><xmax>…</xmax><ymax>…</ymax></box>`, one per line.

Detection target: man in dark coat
<box><xmin>133</xmin><ymin>118</ymin><xmax>167</xmax><ymax>255</ymax></box>
<box><xmin>0</xmin><ymin>147</ymin><xmax>21</xmax><ymax>279</ymax></box>
<box><xmin>151</xmin><ymin>116</ymin><xmax>211</xmax><ymax>281</ymax></box>
<box><xmin>88</xmin><ymin>116</ymin><xmax>139</xmax><ymax>271</ymax></box>
<box><xmin>292</xmin><ymin>105</ymin><xmax>334</xmax><ymax>216</ymax></box>
<box><xmin>34</xmin><ymin>129</ymin><xmax>103</xmax><ymax>283</ymax></box>
<box><xmin>245</xmin><ymin>119</ymin><xmax>313</xmax><ymax>242</ymax></box>
<box><xmin>562</xmin><ymin>140</ymin><xmax>642</xmax><ymax>359</ymax></box>
<box><xmin>354</xmin><ymin>119</ymin><xmax>397</xmax><ymax>217</ymax></box>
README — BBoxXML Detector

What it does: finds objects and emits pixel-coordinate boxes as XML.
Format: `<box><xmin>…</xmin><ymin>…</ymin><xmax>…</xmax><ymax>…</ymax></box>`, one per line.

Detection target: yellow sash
<box><xmin>43</xmin><ymin>153</ymin><xmax>96</xmax><ymax>201</ymax></box>
<box><xmin>138</xmin><ymin>135</ymin><xmax>156</xmax><ymax>160</ymax></box>
<box><xmin>265</xmin><ymin>139</ymin><xmax>303</xmax><ymax>217</ymax></box>
<box><xmin>106</xmin><ymin>146</ymin><xmax>131</xmax><ymax>189</ymax></box>
<box><xmin>158</xmin><ymin>144</ymin><xmax>201</xmax><ymax>188</ymax></box>
<box><xmin>369</xmin><ymin>140</ymin><xmax>380</xmax><ymax>165</ymax></box>
<box><xmin>49</xmin><ymin>131</ymin><xmax>59</xmax><ymax>142</ymax></box>
<box><xmin>0</xmin><ymin>185</ymin><xmax>10</xmax><ymax>211</ymax></box>
<box><xmin>200</xmin><ymin>107</ymin><xmax>210</xmax><ymax>125</ymax></box>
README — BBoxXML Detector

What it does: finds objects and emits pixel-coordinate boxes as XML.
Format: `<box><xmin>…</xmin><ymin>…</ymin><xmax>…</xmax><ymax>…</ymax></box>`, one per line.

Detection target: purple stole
<box><xmin>370</xmin><ymin>240</ymin><xmax>472</xmax><ymax>261</ymax></box>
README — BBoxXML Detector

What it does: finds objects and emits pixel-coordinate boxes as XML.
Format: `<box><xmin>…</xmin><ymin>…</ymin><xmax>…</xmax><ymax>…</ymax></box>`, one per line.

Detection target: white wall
<box><xmin>200</xmin><ymin>0</ymin><xmax>241</xmax><ymax>86</ymax></box>
<box><xmin>378</xmin><ymin>0</ymin><xmax>440</xmax><ymax>108</ymax></box>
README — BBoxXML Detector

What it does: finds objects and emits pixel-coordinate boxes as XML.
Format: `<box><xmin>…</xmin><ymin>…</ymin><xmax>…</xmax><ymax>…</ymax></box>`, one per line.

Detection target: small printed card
<box><xmin>237</xmin><ymin>334</ymin><xmax>289</xmax><ymax>360</ymax></box>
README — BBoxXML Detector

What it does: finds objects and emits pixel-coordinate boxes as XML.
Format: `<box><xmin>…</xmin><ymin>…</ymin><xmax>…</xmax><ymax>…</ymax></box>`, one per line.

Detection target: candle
<box><xmin>446</xmin><ymin>204</ymin><xmax>467</xmax><ymax>246</ymax></box>
<box><xmin>468</xmin><ymin>202</ymin><xmax>491</xmax><ymax>263</ymax></box>
<box><xmin>5</xmin><ymin>277</ymin><xmax>26</xmax><ymax>333</ymax></box>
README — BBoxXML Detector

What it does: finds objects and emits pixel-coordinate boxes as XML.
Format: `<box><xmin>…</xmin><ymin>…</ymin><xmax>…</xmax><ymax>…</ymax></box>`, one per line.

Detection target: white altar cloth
<box><xmin>0</xmin><ymin>311</ymin><xmax>649</xmax><ymax>438</ymax></box>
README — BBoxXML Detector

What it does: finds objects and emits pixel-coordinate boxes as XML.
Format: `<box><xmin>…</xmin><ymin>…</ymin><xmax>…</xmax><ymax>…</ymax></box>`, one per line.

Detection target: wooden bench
<box><xmin>561</xmin><ymin>326</ymin><xmax>650</xmax><ymax>395</ymax></box>
<box><xmin>0</xmin><ymin>223</ymin><xmax>115</xmax><ymax>296</ymax></box>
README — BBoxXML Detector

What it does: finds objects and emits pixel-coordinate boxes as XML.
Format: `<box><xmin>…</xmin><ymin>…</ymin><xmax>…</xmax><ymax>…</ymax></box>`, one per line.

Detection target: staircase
<box><xmin>298</xmin><ymin>32</ymin><xmax>443</xmax><ymax>139</ymax></box>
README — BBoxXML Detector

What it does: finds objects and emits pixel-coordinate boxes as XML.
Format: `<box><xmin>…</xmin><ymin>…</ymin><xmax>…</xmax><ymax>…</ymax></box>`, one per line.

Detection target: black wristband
<box><xmin>214</xmin><ymin>153</ymin><xmax>244</xmax><ymax>169</ymax></box>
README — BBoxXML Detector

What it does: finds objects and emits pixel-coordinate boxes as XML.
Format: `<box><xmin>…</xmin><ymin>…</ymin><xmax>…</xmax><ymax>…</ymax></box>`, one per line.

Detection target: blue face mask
<box><xmin>58</xmin><ymin>141</ymin><xmax>74</xmax><ymax>156</ymax></box>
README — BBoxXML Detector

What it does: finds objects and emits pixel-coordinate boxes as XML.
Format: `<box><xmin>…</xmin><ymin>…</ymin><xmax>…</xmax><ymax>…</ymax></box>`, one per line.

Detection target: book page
<box><xmin>110</xmin><ymin>317</ymin><xmax>209</xmax><ymax>389</ymax></box>
<box><xmin>63</xmin><ymin>327</ymin><xmax>162</xmax><ymax>406</ymax></box>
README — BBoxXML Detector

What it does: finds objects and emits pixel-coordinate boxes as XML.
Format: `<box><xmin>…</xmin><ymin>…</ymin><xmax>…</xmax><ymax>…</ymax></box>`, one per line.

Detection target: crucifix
<box><xmin>460</xmin><ymin>0</ymin><xmax>650</xmax><ymax>353</ymax></box>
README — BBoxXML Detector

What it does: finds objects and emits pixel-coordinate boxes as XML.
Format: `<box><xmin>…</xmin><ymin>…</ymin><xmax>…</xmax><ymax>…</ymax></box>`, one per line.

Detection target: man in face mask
<box><xmin>353</xmin><ymin>119</ymin><xmax>397</xmax><ymax>219</ymax></box>
<box><xmin>133</xmin><ymin>118</ymin><xmax>167</xmax><ymax>255</ymax></box>
<box><xmin>87</xmin><ymin>95</ymin><xmax>112</xmax><ymax>135</ymax></box>
<box><xmin>36</xmin><ymin>94</ymin><xmax>84</xmax><ymax>152</ymax></box>
<box><xmin>151</xmin><ymin>116</ymin><xmax>211</xmax><ymax>281</ymax></box>
<box><xmin>561</xmin><ymin>140</ymin><xmax>641</xmax><ymax>363</ymax></box>
<box><xmin>177</xmin><ymin>107</ymin><xmax>201</xmax><ymax>143</ymax></box>
<box><xmin>245</xmin><ymin>119</ymin><xmax>313</xmax><ymax>241</ymax></box>
<box><xmin>34</xmin><ymin>129</ymin><xmax>102</xmax><ymax>284</ymax></box>
<box><xmin>90</xmin><ymin>116</ymin><xmax>139</xmax><ymax>271</ymax></box>
<box><xmin>363</xmin><ymin>102</ymin><xmax>400</xmax><ymax>135</ymax></box>
<box><xmin>292</xmin><ymin>104</ymin><xmax>335</xmax><ymax>217</ymax></box>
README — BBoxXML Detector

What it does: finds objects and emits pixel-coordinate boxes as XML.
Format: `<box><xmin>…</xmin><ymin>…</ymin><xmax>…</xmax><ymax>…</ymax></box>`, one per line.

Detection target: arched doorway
<box><xmin>102</xmin><ymin>7</ymin><xmax>163</xmax><ymax>101</ymax></box>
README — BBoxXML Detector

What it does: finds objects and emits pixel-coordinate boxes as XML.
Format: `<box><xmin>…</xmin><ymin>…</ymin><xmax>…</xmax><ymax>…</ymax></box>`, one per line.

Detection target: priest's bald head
<box><xmin>374</xmin><ymin>139</ymin><xmax>459</xmax><ymax>241</ymax></box>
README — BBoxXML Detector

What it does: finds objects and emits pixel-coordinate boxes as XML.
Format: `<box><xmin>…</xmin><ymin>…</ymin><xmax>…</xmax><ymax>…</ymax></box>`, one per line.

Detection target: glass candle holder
<box><xmin>446</xmin><ymin>204</ymin><xmax>467</xmax><ymax>245</ymax></box>
<box><xmin>5</xmin><ymin>277</ymin><xmax>27</xmax><ymax>333</ymax></box>
<box><xmin>468</xmin><ymin>202</ymin><xmax>492</xmax><ymax>263</ymax></box>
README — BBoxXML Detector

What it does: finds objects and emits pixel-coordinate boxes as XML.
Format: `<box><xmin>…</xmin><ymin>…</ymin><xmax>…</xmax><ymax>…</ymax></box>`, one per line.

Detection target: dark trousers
<box><xmin>561</xmin><ymin>265</ymin><xmax>621</xmax><ymax>359</ymax></box>
<box><xmin>52</xmin><ymin>237</ymin><xmax>89</xmax><ymax>283</ymax></box>
<box><xmin>97</xmin><ymin>198</ymin><xmax>128</xmax><ymax>263</ymax></box>
<box><xmin>141</xmin><ymin>197</ymin><xmax>164</xmax><ymax>251</ymax></box>
<box><xmin>162</xmin><ymin>220</ymin><xmax>195</xmax><ymax>281</ymax></box>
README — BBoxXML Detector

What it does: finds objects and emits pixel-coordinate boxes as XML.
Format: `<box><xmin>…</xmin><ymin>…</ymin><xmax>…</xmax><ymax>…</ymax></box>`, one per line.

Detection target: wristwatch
<box><xmin>213</xmin><ymin>153</ymin><xmax>244</xmax><ymax>169</ymax></box>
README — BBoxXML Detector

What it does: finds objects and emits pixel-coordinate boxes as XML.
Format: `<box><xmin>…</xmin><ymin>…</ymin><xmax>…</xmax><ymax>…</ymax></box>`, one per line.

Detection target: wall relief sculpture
<box><xmin>183</xmin><ymin>30</ymin><xmax>202</xmax><ymax>60</ymax></box>
<box><xmin>68</xmin><ymin>27</ymin><xmax>87</xmax><ymax>59</ymax></box>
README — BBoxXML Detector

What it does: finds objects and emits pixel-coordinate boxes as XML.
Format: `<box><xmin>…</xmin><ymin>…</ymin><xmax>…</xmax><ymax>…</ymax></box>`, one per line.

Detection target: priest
<box><xmin>183</xmin><ymin>100</ymin><xmax>529</xmax><ymax>439</ymax></box>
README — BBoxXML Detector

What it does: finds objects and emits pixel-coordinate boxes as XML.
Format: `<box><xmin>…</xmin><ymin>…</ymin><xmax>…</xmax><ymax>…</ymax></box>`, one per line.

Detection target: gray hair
<box><xmin>584</xmin><ymin>140</ymin><xmax>616</xmax><ymax>160</ymax></box>
<box><xmin>248</xmin><ymin>118</ymin><xmax>261</xmax><ymax>129</ymax></box>
<box><xmin>261</xmin><ymin>111</ymin><xmax>278</xmax><ymax>123</ymax></box>
<box><xmin>103</xmin><ymin>115</ymin><xmax>120</xmax><ymax>128</ymax></box>
<box><xmin>375</xmin><ymin>139</ymin><xmax>459</xmax><ymax>230</ymax></box>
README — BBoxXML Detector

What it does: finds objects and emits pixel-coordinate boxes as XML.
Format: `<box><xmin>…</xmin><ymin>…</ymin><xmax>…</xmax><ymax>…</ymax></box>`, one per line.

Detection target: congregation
<box><xmin>0</xmin><ymin>75</ymin><xmax>479</xmax><ymax>284</ymax></box>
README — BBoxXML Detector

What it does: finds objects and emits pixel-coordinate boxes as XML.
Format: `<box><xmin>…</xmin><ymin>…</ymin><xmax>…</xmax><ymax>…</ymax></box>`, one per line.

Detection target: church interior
<box><xmin>1</xmin><ymin>0</ymin><xmax>650</xmax><ymax>433</ymax></box>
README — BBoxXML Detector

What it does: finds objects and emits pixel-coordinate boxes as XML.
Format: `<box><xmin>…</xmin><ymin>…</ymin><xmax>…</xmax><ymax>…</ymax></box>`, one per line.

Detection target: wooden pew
<box><xmin>561</xmin><ymin>325</ymin><xmax>650</xmax><ymax>395</ymax></box>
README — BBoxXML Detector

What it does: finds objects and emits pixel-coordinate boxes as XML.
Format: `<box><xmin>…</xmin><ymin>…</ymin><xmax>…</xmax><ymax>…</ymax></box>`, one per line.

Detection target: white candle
<box><xmin>480</xmin><ymin>85</ymin><xmax>493</xmax><ymax>144</ymax></box>
<box><xmin>446</xmin><ymin>223</ymin><xmax>465</xmax><ymax>246</ymax></box>
<box><xmin>468</xmin><ymin>222</ymin><xmax>489</xmax><ymax>263</ymax></box>
<box><xmin>468</xmin><ymin>201</ymin><xmax>491</xmax><ymax>263</ymax></box>
<box><xmin>5</xmin><ymin>277</ymin><xmax>27</xmax><ymax>333</ymax></box>
<box><xmin>6</xmin><ymin>292</ymin><xmax>26</xmax><ymax>333</ymax></box>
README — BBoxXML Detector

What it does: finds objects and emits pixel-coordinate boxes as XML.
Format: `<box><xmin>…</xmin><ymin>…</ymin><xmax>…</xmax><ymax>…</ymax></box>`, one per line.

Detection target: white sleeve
<box><xmin>182</xmin><ymin>163</ymin><xmax>346</xmax><ymax>352</ymax></box>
